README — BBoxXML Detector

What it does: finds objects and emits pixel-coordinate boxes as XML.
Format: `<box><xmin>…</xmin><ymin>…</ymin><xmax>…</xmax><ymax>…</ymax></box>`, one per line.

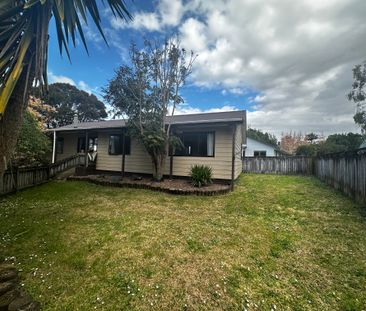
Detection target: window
<box><xmin>175</xmin><ymin>132</ymin><xmax>215</xmax><ymax>157</ymax></box>
<box><xmin>77</xmin><ymin>137</ymin><xmax>98</xmax><ymax>153</ymax></box>
<box><xmin>56</xmin><ymin>137</ymin><xmax>64</xmax><ymax>154</ymax></box>
<box><xmin>77</xmin><ymin>137</ymin><xmax>85</xmax><ymax>153</ymax></box>
<box><xmin>254</xmin><ymin>150</ymin><xmax>266</xmax><ymax>157</ymax></box>
<box><xmin>108</xmin><ymin>135</ymin><xmax>131</xmax><ymax>155</ymax></box>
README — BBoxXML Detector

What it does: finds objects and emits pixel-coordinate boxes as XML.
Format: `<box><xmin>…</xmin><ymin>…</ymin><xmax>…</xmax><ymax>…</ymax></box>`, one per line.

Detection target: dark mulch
<box><xmin>68</xmin><ymin>175</ymin><xmax>231</xmax><ymax>196</ymax></box>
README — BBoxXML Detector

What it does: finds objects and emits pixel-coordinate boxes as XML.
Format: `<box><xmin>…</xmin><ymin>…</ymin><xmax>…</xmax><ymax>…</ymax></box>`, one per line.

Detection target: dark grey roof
<box><xmin>52</xmin><ymin>110</ymin><xmax>246</xmax><ymax>132</ymax></box>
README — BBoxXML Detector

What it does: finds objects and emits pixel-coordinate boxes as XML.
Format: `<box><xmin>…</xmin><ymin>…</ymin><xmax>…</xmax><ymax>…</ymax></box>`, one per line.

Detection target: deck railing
<box><xmin>1</xmin><ymin>154</ymin><xmax>85</xmax><ymax>196</ymax></box>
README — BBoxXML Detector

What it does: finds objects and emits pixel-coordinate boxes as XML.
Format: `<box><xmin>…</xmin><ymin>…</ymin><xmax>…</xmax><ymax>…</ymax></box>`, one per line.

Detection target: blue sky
<box><xmin>47</xmin><ymin>0</ymin><xmax>365</xmax><ymax>137</ymax></box>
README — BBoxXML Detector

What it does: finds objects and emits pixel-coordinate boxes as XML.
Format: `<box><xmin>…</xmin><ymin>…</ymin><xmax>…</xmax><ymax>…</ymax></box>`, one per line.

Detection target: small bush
<box><xmin>190</xmin><ymin>165</ymin><xmax>212</xmax><ymax>187</ymax></box>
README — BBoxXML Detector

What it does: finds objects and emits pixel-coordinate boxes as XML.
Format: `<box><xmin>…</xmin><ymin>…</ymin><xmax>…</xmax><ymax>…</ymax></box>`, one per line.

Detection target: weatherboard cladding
<box><xmin>54</xmin><ymin>111</ymin><xmax>246</xmax><ymax>180</ymax></box>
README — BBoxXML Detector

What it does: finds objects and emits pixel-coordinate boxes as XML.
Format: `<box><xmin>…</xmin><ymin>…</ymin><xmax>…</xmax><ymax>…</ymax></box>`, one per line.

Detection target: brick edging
<box><xmin>67</xmin><ymin>177</ymin><xmax>231</xmax><ymax>196</ymax></box>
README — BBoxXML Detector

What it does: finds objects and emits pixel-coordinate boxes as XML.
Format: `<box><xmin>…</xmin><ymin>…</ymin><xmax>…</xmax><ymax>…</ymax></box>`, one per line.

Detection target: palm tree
<box><xmin>0</xmin><ymin>0</ymin><xmax>131</xmax><ymax>172</ymax></box>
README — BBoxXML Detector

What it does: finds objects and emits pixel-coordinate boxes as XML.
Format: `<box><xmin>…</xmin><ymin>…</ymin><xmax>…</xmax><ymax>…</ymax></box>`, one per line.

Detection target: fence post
<box><xmin>0</xmin><ymin>171</ymin><xmax>4</xmax><ymax>194</ymax></box>
<box><xmin>15</xmin><ymin>167</ymin><xmax>19</xmax><ymax>191</ymax></box>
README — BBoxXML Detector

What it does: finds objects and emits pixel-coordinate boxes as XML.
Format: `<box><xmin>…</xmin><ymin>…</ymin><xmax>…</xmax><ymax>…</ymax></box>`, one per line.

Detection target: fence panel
<box><xmin>243</xmin><ymin>156</ymin><xmax>314</xmax><ymax>175</ymax></box>
<box><xmin>314</xmin><ymin>150</ymin><xmax>366</xmax><ymax>205</ymax></box>
<box><xmin>243</xmin><ymin>150</ymin><xmax>366</xmax><ymax>205</ymax></box>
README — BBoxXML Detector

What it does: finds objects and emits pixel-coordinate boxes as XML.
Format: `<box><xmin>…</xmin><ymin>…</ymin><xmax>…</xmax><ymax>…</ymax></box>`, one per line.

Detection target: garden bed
<box><xmin>67</xmin><ymin>174</ymin><xmax>231</xmax><ymax>195</ymax></box>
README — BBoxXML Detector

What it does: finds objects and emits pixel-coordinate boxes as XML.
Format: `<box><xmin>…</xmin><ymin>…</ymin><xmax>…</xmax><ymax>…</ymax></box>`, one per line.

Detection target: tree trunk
<box><xmin>0</xmin><ymin>65</ymin><xmax>33</xmax><ymax>174</ymax></box>
<box><xmin>151</xmin><ymin>153</ymin><xmax>166</xmax><ymax>181</ymax></box>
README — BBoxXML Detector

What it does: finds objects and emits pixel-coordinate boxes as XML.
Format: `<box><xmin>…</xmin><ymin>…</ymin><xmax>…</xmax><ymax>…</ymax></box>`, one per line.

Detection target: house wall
<box><xmin>96</xmin><ymin>125</ymin><xmax>238</xmax><ymax>180</ymax></box>
<box><xmin>55</xmin><ymin>132</ymin><xmax>79</xmax><ymax>161</ymax></box>
<box><xmin>245</xmin><ymin>137</ymin><xmax>277</xmax><ymax>157</ymax></box>
<box><xmin>96</xmin><ymin>131</ymin><xmax>154</xmax><ymax>174</ymax></box>
<box><xmin>56</xmin><ymin>123</ymin><xmax>245</xmax><ymax>180</ymax></box>
<box><xmin>169</xmin><ymin>126</ymin><xmax>234</xmax><ymax>179</ymax></box>
<box><xmin>234</xmin><ymin>123</ymin><xmax>243</xmax><ymax>179</ymax></box>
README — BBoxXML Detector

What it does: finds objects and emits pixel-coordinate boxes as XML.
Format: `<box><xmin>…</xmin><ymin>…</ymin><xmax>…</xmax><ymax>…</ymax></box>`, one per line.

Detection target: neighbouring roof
<box><xmin>51</xmin><ymin>110</ymin><xmax>246</xmax><ymax>132</ymax></box>
<box><xmin>247</xmin><ymin>136</ymin><xmax>278</xmax><ymax>150</ymax></box>
<box><xmin>360</xmin><ymin>140</ymin><xmax>366</xmax><ymax>149</ymax></box>
<box><xmin>246</xmin><ymin>137</ymin><xmax>289</xmax><ymax>155</ymax></box>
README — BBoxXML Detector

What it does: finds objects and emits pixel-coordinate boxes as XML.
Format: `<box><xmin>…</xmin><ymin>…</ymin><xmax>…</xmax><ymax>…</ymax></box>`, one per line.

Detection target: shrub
<box><xmin>190</xmin><ymin>165</ymin><xmax>212</xmax><ymax>187</ymax></box>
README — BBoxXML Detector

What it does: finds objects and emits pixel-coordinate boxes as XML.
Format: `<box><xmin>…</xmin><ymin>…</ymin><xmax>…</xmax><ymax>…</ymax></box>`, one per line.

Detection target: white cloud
<box><xmin>175</xmin><ymin>104</ymin><xmax>238</xmax><ymax>115</ymax></box>
<box><xmin>49</xmin><ymin>72</ymin><xmax>102</xmax><ymax>99</ymax></box>
<box><xmin>97</xmin><ymin>0</ymin><xmax>366</xmax><ymax>135</ymax></box>
<box><xmin>78</xmin><ymin>80</ymin><xmax>99</xmax><ymax>95</ymax></box>
<box><xmin>179</xmin><ymin>18</ymin><xmax>207</xmax><ymax>51</ymax></box>
<box><xmin>49</xmin><ymin>72</ymin><xmax>76</xmax><ymax>86</ymax></box>
<box><xmin>111</xmin><ymin>0</ymin><xmax>185</xmax><ymax>31</ymax></box>
<box><xmin>112</xmin><ymin>12</ymin><xmax>161</xmax><ymax>31</ymax></box>
<box><xmin>173</xmin><ymin>0</ymin><xmax>366</xmax><ymax>135</ymax></box>
<box><xmin>158</xmin><ymin>0</ymin><xmax>184</xmax><ymax>26</ymax></box>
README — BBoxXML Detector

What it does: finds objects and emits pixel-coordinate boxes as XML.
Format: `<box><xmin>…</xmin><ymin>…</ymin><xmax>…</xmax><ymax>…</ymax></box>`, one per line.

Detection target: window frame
<box><xmin>254</xmin><ymin>150</ymin><xmax>267</xmax><ymax>157</ymax></box>
<box><xmin>108</xmin><ymin>134</ymin><xmax>131</xmax><ymax>156</ymax></box>
<box><xmin>56</xmin><ymin>137</ymin><xmax>64</xmax><ymax>154</ymax></box>
<box><xmin>174</xmin><ymin>131</ymin><xmax>215</xmax><ymax>158</ymax></box>
<box><xmin>77</xmin><ymin>137</ymin><xmax>98</xmax><ymax>153</ymax></box>
<box><xmin>77</xmin><ymin>137</ymin><xmax>86</xmax><ymax>153</ymax></box>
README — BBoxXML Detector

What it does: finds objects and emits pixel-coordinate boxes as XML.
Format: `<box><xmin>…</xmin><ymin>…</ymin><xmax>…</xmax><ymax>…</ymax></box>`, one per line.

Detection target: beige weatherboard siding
<box><xmin>97</xmin><ymin>131</ymin><xmax>154</xmax><ymax>174</ymax></box>
<box><xmin>51</xmin><ymin>110</ymin><xmax>247</xmax><ymax>181</ymax></box>
<box><xmin>97</xmin><ymin>126</ymin><xmax>235</xmax><ymax>179</ymax></box>
<box><xmin>168</xmin><ymin>125</ymin><xmax>233</xmax><ymax>179</ymax></box>
<box><xmin>55</xmin><ymin>132</ymin><xmax>79</xmax><ymax>161</ymax></box>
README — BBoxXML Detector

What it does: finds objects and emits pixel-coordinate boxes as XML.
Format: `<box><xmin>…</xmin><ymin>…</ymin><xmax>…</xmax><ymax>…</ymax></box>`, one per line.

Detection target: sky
<box><xmin>47</xmin><ymin>0</ymin><xmax>366</xmax><ymax>138</ymax></box>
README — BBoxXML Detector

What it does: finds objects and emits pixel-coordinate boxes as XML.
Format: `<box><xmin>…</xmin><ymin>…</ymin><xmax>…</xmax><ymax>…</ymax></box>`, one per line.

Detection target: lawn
<box><xmin>0</xmin><ymin>174</ymin><xmax>366</xmax><ymax>310</ymax></box>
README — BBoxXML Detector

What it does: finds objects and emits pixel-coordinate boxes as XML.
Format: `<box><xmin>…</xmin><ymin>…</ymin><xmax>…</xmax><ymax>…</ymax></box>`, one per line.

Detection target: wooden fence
<box><xmin>1</xmin><ymin>154</ymin><xmax>85</xmax><ymax>196</ymax></box>
<box><xmin>243</xmin><ymin>149</ymin><xmax>366</xmax><ymax>205</ymax></box>
<box><xmin>243</xmin><ymin>156</ymin><xmax>314</xmax><ymax>175</ymax></box>
<box><xmin>314</xmin><ymin>149</ymin><xmax>366</xmax><ymax>205</ymax></box>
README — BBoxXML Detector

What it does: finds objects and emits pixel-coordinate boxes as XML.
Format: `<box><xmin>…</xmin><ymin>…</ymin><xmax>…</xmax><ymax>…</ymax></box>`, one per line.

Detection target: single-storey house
<box><xmin>245</xmin><ymin>137</ymin><xmax>284</xmax><ymax>157</ymax></box>
<box><xmin>51</xmin><ymin>110</ymin><xmax>247</xmax><ymax>183</ymax></box>
<box><xmin>360</xmin><ymin>140</ymin><xmax>366</xmax><ymax>149</ymax></box>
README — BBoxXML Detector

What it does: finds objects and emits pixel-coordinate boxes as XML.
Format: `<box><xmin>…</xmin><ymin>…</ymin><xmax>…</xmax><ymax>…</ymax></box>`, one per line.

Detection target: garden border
<box><xmin>67</xmin><ymin>176</ymin><xmax>231</xmax><ymax>196</ymax></box>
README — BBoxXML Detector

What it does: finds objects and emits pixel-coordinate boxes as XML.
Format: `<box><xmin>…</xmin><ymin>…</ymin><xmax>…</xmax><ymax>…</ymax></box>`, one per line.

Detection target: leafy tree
<box><xmin>247</xmin><ymin>128</ymin><xmax>278</xmax><ymax>146</ymax></box>
<box><xmin>348</xmin><ymin>62</ymin><xmax>366</xmax><ymax>133</ymax></box>
<box><xmin>33</xmin><ymin>83</ymin><xmax>107</xmax><ymax>128</ymax></box>
<box><xmin>295</xmin><ymin>144</ymin><xmax>318</xmax><ymax>156</ymax></box>
<box><xmin>28</xmin><ymin>96</ymin><xmax>55</xmax><ymax>128</ymax></box>
<box><xmin>305</xmin><ymin>132</ymin><xmax>318</xmax><ymax>144</ymax></box>
<box><xmin>316</xmin><ymin>141</ymin><xmax>345</xmax><ymax>156</ymax></box>
<box><xmin>323</xmin><ymin>133</ymin><xmax>363</xmax><ymax>152</ymax></box>
<box><xmin>280</xmin><ymin>131</ymin><xmax>306</xmax><ymax>154</ymax></box>
<box><xmin>12</xmin><ymin>111</ymin><xmax>51</xmax><ymax>167</ymax></box>
<box><xmin>0</xmin><ymin>0</ymin><xmax>131</xmax><ymax>173</ymax></box>
<box><xmin>295</xmin><ymin>132</ymin><xmax>363</xmax><ymax>156</ymax></box>
<box><xmin>104</xmin><ymin>40</ymin><xmax>196</xmax><ymax>181</ymax></box>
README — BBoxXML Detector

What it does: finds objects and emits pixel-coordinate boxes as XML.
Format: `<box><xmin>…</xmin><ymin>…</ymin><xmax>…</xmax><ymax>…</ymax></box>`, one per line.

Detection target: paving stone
<box><xmin>0</xmin><ymin>267</ymin><xmax>18</xmax><ymax>282</ymax></box>
<box><xmin>8</xmin><ymin>292</ymin><xmax>40</xmax><ymax>311</ymax></box>
<box><xmin>0</xmin><ymin>281</ymin><xmax>16</xmax><ymax>295</ymax></box>
<box><xmin>0</xmin><ymin>289</ymin><xmax>20</xmax><ymax>311</ymax></box>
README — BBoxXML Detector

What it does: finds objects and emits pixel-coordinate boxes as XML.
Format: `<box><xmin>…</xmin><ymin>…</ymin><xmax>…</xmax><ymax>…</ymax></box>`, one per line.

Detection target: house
<box><xmin>51</xmin><ymin>110</ymin><xmax>247</xmax><ymax>183</ymax></box>
<box><xmin>245</xmin><ymin>137</ymin><xmax>284</xmax><ymax>157</ymax></box>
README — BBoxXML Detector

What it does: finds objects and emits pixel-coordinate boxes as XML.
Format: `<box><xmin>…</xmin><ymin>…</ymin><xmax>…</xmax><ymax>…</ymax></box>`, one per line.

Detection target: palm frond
<box><xmin>0</xmin><ymin>0</ymin><xmax>132</xmax><ymax>117</ymax></box>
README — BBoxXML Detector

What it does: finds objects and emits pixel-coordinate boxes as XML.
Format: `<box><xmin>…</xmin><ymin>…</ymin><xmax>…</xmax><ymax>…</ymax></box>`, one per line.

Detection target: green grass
<box><xmin>0</xmin><ymin>174</ymin><xmax>366</xmax><ymax>310</ymax></box>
